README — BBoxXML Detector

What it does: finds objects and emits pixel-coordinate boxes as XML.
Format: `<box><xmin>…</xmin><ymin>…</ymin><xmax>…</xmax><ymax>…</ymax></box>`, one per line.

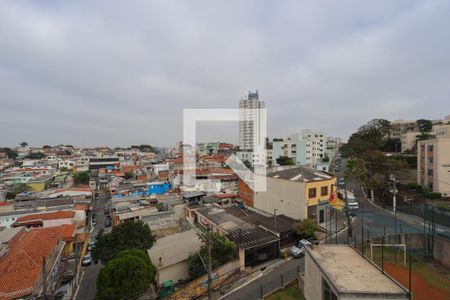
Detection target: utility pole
<box><xmin>207</xmin><ymin>225</ymin><xmax>212</xmax><ymax>300</ymax></box>
<box><xmin>365</xmin><ymin>162</ymin><xmax>374</xmax><ymax>202</ymax></box>
<box><xmin>344</xmin><ymin>181</ymin><xmax>352</xmax><ymax>244</ymax></box>
<box><xmin>392</xmin><ymin>175</ymin><xmax>397</xmax><ymax>213</ymax></box>
<box><xmin>42</xmin><ymin>257</ymin><xmax>47</xmax><ymax>300</ymax></box>
<box><xmin>274</xmin><ymin>209</ymin><xmax>277</xmax><ymax>230</ymax></box>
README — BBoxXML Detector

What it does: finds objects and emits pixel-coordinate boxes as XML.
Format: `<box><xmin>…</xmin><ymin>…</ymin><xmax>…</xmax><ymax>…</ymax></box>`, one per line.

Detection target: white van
<box><xmin>346</xmin><ymin>191</ymin><xmax>359</xmax><ymax>210</ymax></box>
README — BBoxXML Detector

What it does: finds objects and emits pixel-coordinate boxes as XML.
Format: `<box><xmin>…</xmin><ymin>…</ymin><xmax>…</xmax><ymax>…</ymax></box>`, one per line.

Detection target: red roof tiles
<box><xmin>14</xmin><ymin>210</ymin><xmax>74</xmax><ymax>224</ymax></box>
<box><xmin>0</xmin><ymin>226</ymin><xmax>68</xmax><ymax>299</ymax></box>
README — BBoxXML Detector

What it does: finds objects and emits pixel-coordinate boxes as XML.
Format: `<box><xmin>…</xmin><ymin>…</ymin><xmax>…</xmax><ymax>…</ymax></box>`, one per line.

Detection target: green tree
<box><xmin>276</xmin><ymin>156</ymin><xmax>295</xmax><ymax>166</ymax></box>
<box><xmin>93</xmin><ymin>221</ymin><xmax>156</xmax><ymax>264</ymax></box>
<box><xmin>124</xmin><ymin>172</ymin><xmax>134</xmax><ymax>180</ymax></box>
<box><xmin>95</xmin><ymin>249</ymin><xmax>156</xmax><ymax>300</ymax></box>
<box><xmin>42</xmin><ymin>145</ymin><xmax>52</xmax><ymax>149</ymax></box>
<box><xmin>293</xmin><ymin>219</ymin><xmax>318</xmax><ymax>239</ymax></box>
<box><xmin>26</xmin><ymin>152</ymin><xmax>46</xmax><ymax>159</ymax></box>
<box><xmin>0</xmin><ymin>148</ymin><xmax>18</xmax><ymax>159</ymax></box>
<box><xmin>416</xmin><ymin>119</ymin><xmax>433</xmax><ymax>133</ymax></box>
<box><xmin>340</xmin><ymin>119</ymin><xmax>392</xmax><ymax>157</ymax></box>
<box><xmin>73</xmin><ymin>171</ymin><xmax>90</xmax><ymax>185</ymax></box>
<box><xmin>187</xmin><ymin>233</ymin><xmax>237</xmax><ymax>278</ymax></box>
<box><xmin>7</xmin><ymin>183</ymin><xmax>32</xmax><ymax>199</ymax></box>
<box><xmin>344</xmin><ymin>158</ymin><xmax>368</xmax><ymax>184</ymax></box>
<box><xmin>20</xmin><ymin>142</ymin><xmax>28</xmax><ymax>148</ymax></box>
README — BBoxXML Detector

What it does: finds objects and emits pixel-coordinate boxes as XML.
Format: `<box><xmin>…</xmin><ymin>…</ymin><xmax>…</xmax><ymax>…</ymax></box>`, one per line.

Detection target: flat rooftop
<box><xmin>306</xmin><ymin>244</ymin><xmax>408</xmax><ymax>296</ymax></box>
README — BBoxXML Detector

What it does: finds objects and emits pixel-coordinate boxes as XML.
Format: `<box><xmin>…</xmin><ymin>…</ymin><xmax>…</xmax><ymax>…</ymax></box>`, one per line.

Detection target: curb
<box><xmin>72</xmin><ymin>268</ymin><xmax>86</xmax><ymax>300</ymax></box>
<box><xmin>360</xmin><ymin>186</ymin><xmax>388</xmax><ymax>212</ymax></box>
<box><xmin>218</xmin><ymin>272</ymin><xmax>263</xmax><ymax>299</ymax></box>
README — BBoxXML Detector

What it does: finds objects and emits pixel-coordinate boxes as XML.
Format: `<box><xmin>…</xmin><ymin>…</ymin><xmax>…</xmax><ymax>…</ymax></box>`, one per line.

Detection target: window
<box><xmin>308</xmin><ymin>188</ymin><xmax>317</xmax><ymax>198</ymax></box>
<box><xmin>323</xmin><ymin>278</ymin><xmax>337</xmax><ymax>300</ymax></box>
<box><xmin>321</xmin><ymin>186</ymin><xmax>328</xmax><ymax>196</ymax></box>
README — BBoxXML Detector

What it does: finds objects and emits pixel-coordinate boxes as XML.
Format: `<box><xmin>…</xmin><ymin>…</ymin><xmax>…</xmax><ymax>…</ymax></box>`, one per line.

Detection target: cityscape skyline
<box><xmin>1</xmin><ymin>1</ymin><xmax>450</xmax><ymax>147</ymax></box>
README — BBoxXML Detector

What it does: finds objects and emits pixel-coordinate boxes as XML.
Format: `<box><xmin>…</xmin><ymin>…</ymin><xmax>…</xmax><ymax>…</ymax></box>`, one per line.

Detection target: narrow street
<box><xmin>221</xmin><ymin>258</ymin><xmax>304</xmax><ymax>300</ymax></box>
<box><xmin>75</xmin><ymin>189</ymin><xmax>109</xmax><ymax>300</ymax></box>
<box><xmin>335</xmin><ymin>159</ymin><xmax>450</xmax><ymax>244</ymax></box>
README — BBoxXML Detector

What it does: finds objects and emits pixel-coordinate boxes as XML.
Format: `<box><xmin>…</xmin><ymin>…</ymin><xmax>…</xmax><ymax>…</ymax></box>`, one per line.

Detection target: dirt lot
<box><xmin>384</xmin><ymin>263</ymin><xmax>450</xmax><ymax>300</ymax></box>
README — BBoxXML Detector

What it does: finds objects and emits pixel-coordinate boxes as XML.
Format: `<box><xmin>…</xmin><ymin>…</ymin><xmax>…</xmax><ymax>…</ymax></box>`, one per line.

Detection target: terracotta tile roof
<box><xmin>14</xmin><ymin>210</ymin><xmax>74</xmax><ymax>224</ymax></box>
<box><xmin>0</xmin><ymin>226</ymin><xmax>66</xmax><ymax>299</ymax></box>
<box><xmin>167</xmin><ymin>157</ymin><xmax>183</xmax><ymax>164</ymax></box>
<box><xmin>61</xmin><ymin>224</ymin><xmax>76</xmax><ymax>241</ymax></box>
<box><xmin>73</xmin><ymin>203</ymin><xmax>90</xmax><ymax>211</ymax></box>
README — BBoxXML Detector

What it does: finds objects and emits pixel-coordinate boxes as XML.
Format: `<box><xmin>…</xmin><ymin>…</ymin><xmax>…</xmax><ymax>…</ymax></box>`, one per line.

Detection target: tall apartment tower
<box><xmin>239</xmin><ymin>90</ymin><xmax>266</xmax><ymax>151</ymax></box>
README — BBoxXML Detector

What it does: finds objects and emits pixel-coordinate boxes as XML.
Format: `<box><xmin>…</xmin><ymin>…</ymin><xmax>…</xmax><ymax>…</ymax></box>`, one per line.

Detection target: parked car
<box><xmin>104</xmin><ymin>218</ymin><xmax>112</xmax><ymax>228</ymax></box>
<box><xmin>334</xmin><ymin>165</ymin><xmax>340</xmax><ymax>172</ymax></box>
<box><xmin>91</xmin><ymin>219</ymin><xmax>97</xmax><ymax>227</ymax></box>
<box><xmin>338</xmin><ymin>177</ymin><xmax>345</xmax><ymax>187</ymax></box>
<box><xmin>289</xmin><ymin>239</ymin><xmax>312</xmax><ymax>258</ymax></box>
<box><xmin>88</xmin><ymin>241</ymin><xmax>95</xmax><ymax>251</ymax></box>
<box><xmin>82</xmin><ymin>253</ymin><xmax>92</xmax><ymax>266</ymax></box>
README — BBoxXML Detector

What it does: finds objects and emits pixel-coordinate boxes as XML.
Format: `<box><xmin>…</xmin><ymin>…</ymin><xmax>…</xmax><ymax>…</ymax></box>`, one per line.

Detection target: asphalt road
<box><xmin>222</xmin><ymin>258</ymin><xmax>304</xmax><ymax>300</ymax></box>
<box><xmin>76</xmin><ymin>190</ymin><xmax>108</xmax><ymax>300</ymax></box>
<box><xmin>334</xmin><ymin>159</ymin><xmax>450</xmax><ymax>244</ymax></box>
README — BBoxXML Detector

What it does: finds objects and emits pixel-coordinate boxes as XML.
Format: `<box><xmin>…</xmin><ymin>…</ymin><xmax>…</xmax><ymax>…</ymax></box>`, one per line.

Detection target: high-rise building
<box><xmin>239</xmin><ymin>90</ymin><xmax>265</xmax><ymax>151</ymax></box>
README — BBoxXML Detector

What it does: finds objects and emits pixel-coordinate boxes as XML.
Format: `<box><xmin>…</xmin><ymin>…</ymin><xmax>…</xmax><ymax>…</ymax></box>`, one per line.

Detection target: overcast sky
<box><xmin>1</xmin><ymin>0</ymin><xmax>449</xmax><ymax>147</ymax></box>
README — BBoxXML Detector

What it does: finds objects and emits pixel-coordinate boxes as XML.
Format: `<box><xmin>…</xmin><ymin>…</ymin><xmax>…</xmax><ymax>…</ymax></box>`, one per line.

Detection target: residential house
<box><xmin>254</xmin><ymin>167</ymin><xmax>336</xmax><ymax>225</ymax></box>
<box><xmin>196</xmin><ymin>206</ymin><xmax>279</xmax><ymax>269</ymax></box>
<box><xmin>12</xmin><ymin>210</ymin><xmax>75</xmax><ymax>228</ymax></box>
<box><xmin>0</xmin><ymin>225</ymin><xmax>77</xmax><ymax>300</ymax></box>
<box><xmin>147</xmin><ymin>229</ymin><xmax>203</xmax><ymax>286</ymax></box>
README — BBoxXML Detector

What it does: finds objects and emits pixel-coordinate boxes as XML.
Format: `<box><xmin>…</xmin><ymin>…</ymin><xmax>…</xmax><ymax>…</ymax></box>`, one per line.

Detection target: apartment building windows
<box><xmin>308</xmin><ymin>188</ymin><xmax>317</xmax><ymax>198</ymax></box>
<box><xmin>321</xmin><ymin>186</ymin><xmax>328</xmax><ymax>196</ymax></box>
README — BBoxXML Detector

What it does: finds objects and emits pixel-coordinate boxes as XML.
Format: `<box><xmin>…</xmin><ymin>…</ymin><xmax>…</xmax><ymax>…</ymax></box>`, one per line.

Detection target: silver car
<box><xmin>289</xmin><ymin>239</ymin><xmax>312</xmax><ymax>258</ymax></box>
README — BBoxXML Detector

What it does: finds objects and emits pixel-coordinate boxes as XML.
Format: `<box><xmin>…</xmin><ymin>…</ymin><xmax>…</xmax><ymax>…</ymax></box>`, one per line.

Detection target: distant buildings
<box><xmin>417</xmin><ymin>125</ymin><xmax>450</xmax><ymax>196</ymax></box>
<box><xmin>270</xmin><ymin>131</ymin><xmax>338</xmax><ymax>170</ymax></box>
<box><xmin>392</xmin><ymin>116</ymin><xmax>450</xmax><ymax>153</ymax></box>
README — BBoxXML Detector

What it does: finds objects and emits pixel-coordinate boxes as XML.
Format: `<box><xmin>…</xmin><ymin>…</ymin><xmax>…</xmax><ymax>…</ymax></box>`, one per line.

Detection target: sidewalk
<box><xmin>360</xmin><ymin>186</ymin><xmax>450</xmax><ymax>236</ymax></box>
<box><xmin>215</xmin><ymin>250</ymin><xmax>297</xmax><ymax>298</ymax></box>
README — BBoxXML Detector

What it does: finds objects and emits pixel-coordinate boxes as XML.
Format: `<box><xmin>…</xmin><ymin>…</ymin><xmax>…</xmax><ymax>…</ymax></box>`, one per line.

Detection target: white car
<box><xmin>82</xmin><ymin>253</ymin><xmax>92</xmax><ymax>266</ymax></box>
<box><xmin>289</xmin><ymin>239</ymin><xmax>312</xmax><ymax>258</ymax></box>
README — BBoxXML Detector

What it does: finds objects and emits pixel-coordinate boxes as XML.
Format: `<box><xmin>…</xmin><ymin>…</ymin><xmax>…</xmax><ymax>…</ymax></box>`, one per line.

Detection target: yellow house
<box><xmin>254</xmin><ymin>167</ymin><xmax>336</xmax><ymax>224</ymax></box>
<box><xmin>26</xmin><ymin>175</ymin><xmax>55</xmax><ymax>192</ymax></box>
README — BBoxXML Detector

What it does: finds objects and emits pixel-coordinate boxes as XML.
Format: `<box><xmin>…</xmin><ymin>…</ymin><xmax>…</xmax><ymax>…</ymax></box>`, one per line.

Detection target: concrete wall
<box><xmin>372</xmin><ymin>233</ymin><xmax>450</xmax><ymax>269</ymax></box>
<box><xmin>170</xmin><ymin>259</ymin><xmax>240</xmax><ymax>299</ymax></box>
<box><xmin>43</xmin><ymin>218</ymin><xmax>73</xmax><ymax>227</ymax></box>
<box><xmin>433</xmin><ymin>235</ymin><xmax>450</xmax><ymax>268</ymax></box>
<box><xmin>254</xmin><ymin>177</ymin><xmax>306</xmax><ymax>220</ymax></box>
<box><xmin>304</xmin><ymin>250</ymin><xmax>325</xmax><ymax>300</ymax></box>
<box><xmin>157</xmin><ymin>260</ymin><xmax>189</xmax><ymax>285</ymax></box>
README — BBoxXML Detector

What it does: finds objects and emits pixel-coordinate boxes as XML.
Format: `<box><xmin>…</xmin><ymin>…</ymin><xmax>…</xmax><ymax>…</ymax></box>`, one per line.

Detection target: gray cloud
<box><xmin>0</xmin><ymin>0</ymin><xmax>449</xmax><ymax>147</ymax></box>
